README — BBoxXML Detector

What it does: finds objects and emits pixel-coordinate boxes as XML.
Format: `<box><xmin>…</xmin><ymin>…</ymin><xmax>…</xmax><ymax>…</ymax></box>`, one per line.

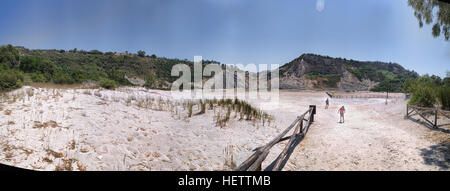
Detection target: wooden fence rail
<box><xmin>235</xmin><ymin>105</ymin><xmax>316</xmax><ymax>171</ymax></box>
<box><xmin>405</xmin><ymin>104</ymin><xmax>450</xmax><ymax>128</ymax></box>
<box><xmin>326</xmin><ymin>92</ymin><xmax>404</xmax><ymax>99</ymax></box>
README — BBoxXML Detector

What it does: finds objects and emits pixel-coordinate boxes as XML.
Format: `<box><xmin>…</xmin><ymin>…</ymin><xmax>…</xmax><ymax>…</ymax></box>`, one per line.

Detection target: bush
<box><xmin>404</xmin><ymin>75</ymin><xmax>449</xmax><ymax>108</ymax></box>
<box><xmin>437</xmin><ymin>86</ymin><xmax>450</xmax><ymax>110</ymax></box>
<box><xmin>0</xmin><ymin>69</ymin><xmax>24</xmax><ymax>91</ymax></box>
<box><xmin>0</xmin><ymin>45</ymin><xmax>20</xmax><ymax>69</ymax></box>
<box><xmin>30</xmin><ymin>72</ymin><xmax>47</xmax><ymax>82</ymax></box>
<box><xmin>408</xmin><ymin>85</ymin><xmax>436</xmax><ymax>107</ymax></box>
<box><xmin>143</xmin><ymin>73</ymin><xmax>156</xmax><ymax>89</ymax></box>
<box><xmin>137</xmin><ymin>50</ymin><xmax>146</xmax><ymax>57</ymax></box>
<box><xmin>99</xmin><ymin>78</ymin><xmax>117</xmax><ymax>90</ymax></box>
<box><xmin>53</xmin><ymin>72</ymin><xmax>74</xmax><ymax>84</ymax></box>
<box><xmin>107</xmin><ymin>69</ymin><xmax>131</xmax><ymax>85</ymax></box>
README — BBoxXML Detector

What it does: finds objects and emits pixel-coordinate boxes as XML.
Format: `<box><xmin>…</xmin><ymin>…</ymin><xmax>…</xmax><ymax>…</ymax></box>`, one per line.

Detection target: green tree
<box><xmin>137</xmin><ymin>50</ymin><xmax>146</xmax><ymax>57</ymax></box>
<box><xmin>89</xmin><ymin>50</ymin><xmax>103</xmax><ymax>55</ymax></box>
<box><xmin>20</xmin><ymin>55</ymin><xmax>56</xmax><ymax>81</ymax></box>
<box><xmin>408</xmin><ymin>0</ymin><xmax>450</xmax><ymax>40</ymax></box>
<box><xmin>0</xmin><ymin>44</ymin><xmax>20</xmax><ymax>69</ymax></box>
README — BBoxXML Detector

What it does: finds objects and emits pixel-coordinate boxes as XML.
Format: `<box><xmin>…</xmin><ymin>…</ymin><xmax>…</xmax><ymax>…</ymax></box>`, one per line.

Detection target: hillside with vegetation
<box><xmin>1</xmin><ymin>44</ymin><xmax>445</xmax><ymax>96</ymax></box>
<box><xmin>0</xmin><ymin>45</ymin><xmax>224</xmax><ymax>91</ymax></box>
<box><xmin>279</xmin><ymin>53</ymin><xmax>420</xmax><ymax>92</ymax></box>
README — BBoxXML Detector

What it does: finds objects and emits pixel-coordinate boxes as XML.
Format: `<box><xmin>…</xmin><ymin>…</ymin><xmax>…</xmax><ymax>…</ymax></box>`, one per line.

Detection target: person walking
<box><xmin>338</xmin><ymin>106</ymin><xmax>345</xmax><ymax>123</ymax></box>
<box><xmin>325</xmin><ymin>98</ymin><xmax>329</xmax><ymax>109</ymax></box>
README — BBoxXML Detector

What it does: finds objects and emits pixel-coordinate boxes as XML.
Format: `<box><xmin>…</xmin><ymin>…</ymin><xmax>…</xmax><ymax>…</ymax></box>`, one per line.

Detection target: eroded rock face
<box><xmin>338</xmin><ymin>70</ymin><xmax>379</xmax><ymax>91</ymax></box>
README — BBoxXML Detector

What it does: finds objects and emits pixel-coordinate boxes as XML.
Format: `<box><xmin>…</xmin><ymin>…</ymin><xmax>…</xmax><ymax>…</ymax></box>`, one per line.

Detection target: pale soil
<box><xmin>255</xmin><ymin>91</ymin><xmax>449</xmax><ymax>171</ymax></box>
<box><xmin>0</xmin><ymin>87</ymin><xmax>448</xmax><ymax>171</ymax></box>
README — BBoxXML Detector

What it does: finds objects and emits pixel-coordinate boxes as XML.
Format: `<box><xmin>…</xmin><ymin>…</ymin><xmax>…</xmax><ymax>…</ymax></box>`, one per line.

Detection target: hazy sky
<box><xmin>0</xmin><ymin>0</ymin><xmax>448</xmax><ymax>77</ymax></box>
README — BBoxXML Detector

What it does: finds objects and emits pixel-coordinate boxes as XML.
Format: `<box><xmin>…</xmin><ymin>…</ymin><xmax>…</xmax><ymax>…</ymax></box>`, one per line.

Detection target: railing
<box><xmin>326</xmin><ymin>92</ymin><xmax>404</xmax><ymax>99</ymax></box>
<box><xmin>235</xmin><ymin>105</ymin><xmax>316</xmax><ymax>171</ymax></box>
<box><xmin>405</xmin><ymin>104</ymin><xmax>450</xmax><ymax>128</ymax></box>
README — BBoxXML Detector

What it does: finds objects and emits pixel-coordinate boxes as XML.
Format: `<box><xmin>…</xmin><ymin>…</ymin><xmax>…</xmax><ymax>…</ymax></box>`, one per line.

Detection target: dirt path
<box><xmin>261</xmin><ymin>92</ymin><xmax>449</xmax><ymax>171</ymax></box>
<box><xmin>0</xmin><ymin>88</ymin><xmax>448</xmax><ymax>171</ymax></box>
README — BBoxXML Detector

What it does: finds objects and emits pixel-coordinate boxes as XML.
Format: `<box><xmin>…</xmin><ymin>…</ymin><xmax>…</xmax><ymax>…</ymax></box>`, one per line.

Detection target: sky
<box><xmin>0</xmin><ymin>0</ymin><xmax>448</xmax><ymax>77</ymax></box>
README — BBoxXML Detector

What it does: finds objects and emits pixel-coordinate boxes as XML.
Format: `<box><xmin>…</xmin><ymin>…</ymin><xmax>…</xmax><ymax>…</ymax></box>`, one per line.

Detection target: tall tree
<box><xmin>408</xmin><ymin>0</ymin><xmax>450</xmax><ymax>41</ymax></box>
<box><xmin>137</xmin><ymin>50</ymin><xmax>146</xmax><ymax>57</ymax></box>
<box><xmin>0</xmin><ymin>44</ymin><xmax>20</xmax><ymax>69</ymax></box>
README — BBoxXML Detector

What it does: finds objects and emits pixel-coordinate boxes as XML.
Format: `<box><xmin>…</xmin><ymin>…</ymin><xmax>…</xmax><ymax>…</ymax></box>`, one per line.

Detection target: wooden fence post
<box><xmin>405</xmin><ymin>104</ymin><xmax>408</xmax><ymax>119</ymax></box>
<box><xmin>434</xmin><ymin>107</ymin><xmax>438</xmax><ymax>128</ymax></box>
<box><xmin>309</xmin><ymin>105</ymin><xmax>316</xmax><ymax>122</ymax></box>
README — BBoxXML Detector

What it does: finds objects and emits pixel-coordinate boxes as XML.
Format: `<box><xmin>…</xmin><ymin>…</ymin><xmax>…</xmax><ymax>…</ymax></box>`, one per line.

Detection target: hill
<box><xmin>15</xmin><ymin>46</ymin><xmax>225</xmax><ymax>89</ymax></box>
<box><xmin>278</xmin><ymin>54</ymin><xmax>419</xmax><ymax>92</ymax></box>
<box><xmin>1</xmin><ymin>45</ymin><xmax>418</xmax><ymax>92</ymax></box>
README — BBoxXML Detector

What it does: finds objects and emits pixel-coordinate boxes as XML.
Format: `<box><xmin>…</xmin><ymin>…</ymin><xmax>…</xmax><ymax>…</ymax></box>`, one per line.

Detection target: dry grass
<box><xmin>54</xmin><ymin>158</ymin><xmax>76</xmax><ymax>171</ymax></box>
<box><xmin>33</xmin><ymin>120</ymin><xmax>59</xmax><ymax>129</ymax></box>
<box><xmin>19</xmin><ymin>146</ymin><xmax>34</xmax><ymax>156</ymax></box>
<box><xmin>43</xmin><ymin>157</ymin><xmax>53</xmax><ymax>163</ymax></box>
<box><xmin>54</xmin><ymin>165</ymin><xmax>64</xmax><ymax>171</ymax></box>
<box><xmin>223</xmin><ymin>145</ymin><xmax>237</xmax><ymax>170</ymax></box>
<box><xmin>46</xmin><ymin>149</ymin><xmax>64</xmax><ymax>158</ymax></box>
<box><xmin>77</xmin><ymin>162</ymin><xmax>87</xmax><ymax>171</ymax></box>
<box><xmin>4</xmin><ymin>109</ymin><xmax>12</xmax><ymax>115</ymax></box>
<box><xmin>62</xmin><ymin>159</ymin><xmax>75</xmax><ymax>171</ymax></box>
<box><xmin>68</xmin><ymin>140</ymin><xmax>76</xmax><ymax>150</ymax></box>
<box><xmin>4</xmin><ymin>152</ymin><xmax>14</xmax><ymax>159</ymax></box>
<box><xmin>30</xmin><ymin>82</ymin><xmax>84</xmax><ymax>89</ymax></box>
<box><xmin>80</xmin><ymin>147</ymin><xmax>89</xmax><ymax>153</ymax></box>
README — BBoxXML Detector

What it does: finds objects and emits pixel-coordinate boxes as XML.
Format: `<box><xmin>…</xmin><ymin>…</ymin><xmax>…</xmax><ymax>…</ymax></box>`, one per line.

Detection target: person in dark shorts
<box><xmin>325</xmin><ymin>98</ymin><xmax>329</xmax><ymax>109</ymax></box>
<box><xmin>338</xmin><ymin>106</ymin><xmax>345</xmax><ymax>123</ymax></box>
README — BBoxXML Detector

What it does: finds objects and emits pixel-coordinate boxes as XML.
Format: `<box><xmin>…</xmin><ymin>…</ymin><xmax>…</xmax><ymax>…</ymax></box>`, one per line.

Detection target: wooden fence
<box><xmin>405</xmin><ymin>104</ymin><xmax>450</xmax><ymax>128</ymax></box>
<box><xmin>235</xmin><ymin>105</ymin><xmax>316</xmax><ymax>171</ymax></box>
<box><xmin>326</xmin><ymin>92</ymin><xmax>404</xmax><ymax>99</ymax></box>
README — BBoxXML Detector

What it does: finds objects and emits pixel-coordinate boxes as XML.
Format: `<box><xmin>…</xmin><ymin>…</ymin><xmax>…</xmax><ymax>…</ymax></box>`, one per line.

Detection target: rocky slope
<box><xmin>278</xmin><ymin>54</ymin><xmax>418</xmax><ymax>91</ymax></box>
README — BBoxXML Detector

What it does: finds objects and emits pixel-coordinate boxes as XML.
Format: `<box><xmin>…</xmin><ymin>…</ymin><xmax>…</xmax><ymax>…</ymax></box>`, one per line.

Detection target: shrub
<box><xmin>0</xmin><ymin>69</ymin><xmax>24</xmax><ymax>91</ymax></box>
<box><xmin>107</xmin><ymin>69</ymin><xmax>131</xmax><ymax>85</ymax></box>
<box><xmin>0</xmin><ymin>45</ymin><xmax>20</xmax><ymax>69</ymax></box>
<box><xmin>30</xmin><ymin>72</ymin><xmax>47</xmax><ymax>82</ymax></box>
<box><xmin>404</xmin><ymin>75</ymin><xmax>450</xmax><ymax>108</ymax></box>
<box><xmin>437</xmin><ymin>86</ymin><xmax>450</xmax><ymax>110</ymax></box>
<box><xmin>408</xmin><ymin>85</ymin><xmax>436</xmax><ymax>107</ymax></box>
<box><xmin>306</xmin><ymin>72</ymin><xmax>342</xmax><ymax>88</ymax></box>
<box><xmin>99</xmin><ymin>78</ymin><xmax>117</xmax><ymax>90</ymax></box>
<box><xmin>53</xmin><ymin>72</ymin><xmax>74</xmax><ymax>84</ymax></box>
<box><xmin>137</xmin><ymin>50</ymin><xmax>146</xmax><ymax>57</ymax></box>
<box><xmin>89</xmin><ymin>50</ymin><xmax>103</xmax><ymax>55</ymax></box>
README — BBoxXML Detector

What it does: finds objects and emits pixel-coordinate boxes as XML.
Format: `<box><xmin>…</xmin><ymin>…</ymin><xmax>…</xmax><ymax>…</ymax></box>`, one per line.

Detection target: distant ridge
<box><xmin>278</xmin><ymin>53</ymin><xmax>418</xmax><ymax>92</ymax></box>
<box><xmin>7</xmin><ymin>45</ymin><xmax>418</xmax><ymax>92</ymax></box>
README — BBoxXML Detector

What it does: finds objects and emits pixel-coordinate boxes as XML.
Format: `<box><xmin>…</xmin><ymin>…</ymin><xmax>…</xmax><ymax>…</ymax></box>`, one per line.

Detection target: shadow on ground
<box><xmin>407</xmin><ymin>116</ymin><xmax>450</xmax><ymax>134</ymax></box>
<box><xmin>420</xmin><ymin>141</ymin><xmax>450</xmax><ymax>170</ymax></box>
<box><xmin>264</xmin><ymin>135</ymin><xmax>304</xmax><ymax>171</ymax></box>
